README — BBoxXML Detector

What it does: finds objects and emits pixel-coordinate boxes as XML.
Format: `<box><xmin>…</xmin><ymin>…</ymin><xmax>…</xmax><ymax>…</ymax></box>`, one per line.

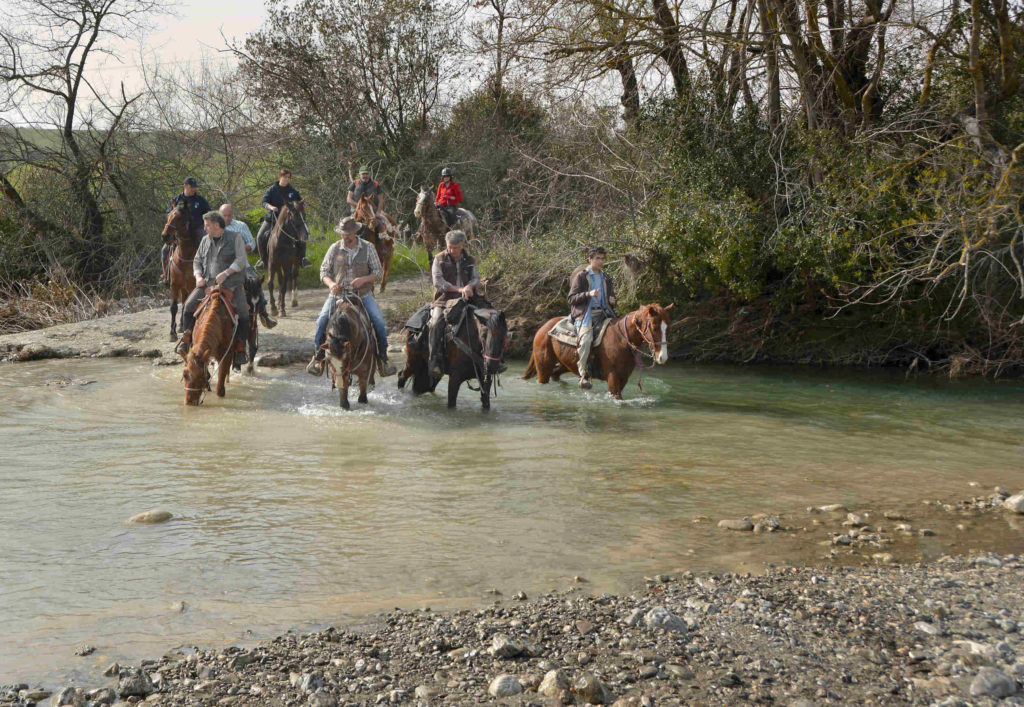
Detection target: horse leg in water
<box><xmin>246</xmin><ymin>322</ymin><xmax>257</xmax><ymax>376</ymax></box>
<box><xmin>357</xmin><ymin>371</ymin><xmax>369</xmax><ymax>405</ymax></box>
<box><xmin>447</xmin><ymin>371</ymin><xmax>462</xmax><ymax>409</ymax></box>
<box><xmin>267</xmin><ymin>262</ymin><xmax>279</xmax><ymax>317</ymax></box>
<box><xmin>217</xmin><ymin>354</ymin><xmax>231</xmax><ymax>397</ymax></box>
<box><xmin>480</xmin><ymin>375</ymin><xmax>490</xmax><ymax>411</ymax></box>
<box><xmin>169</xmin><ymin>299</ymin><xmax>179</xmax><ymax>341</ymax></box>
<box><xmin>277</xmin><ymin>265</ymin><xmax>288</xmax><ymax>318</ymax></box>
<box><xmin>338</xmin><ymin>370</ymin><xmax>350</xmax><ymax>410</ymax></box>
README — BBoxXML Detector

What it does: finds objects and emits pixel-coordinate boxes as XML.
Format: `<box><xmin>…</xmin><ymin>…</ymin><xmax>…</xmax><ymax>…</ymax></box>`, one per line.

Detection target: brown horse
<box><xmin>352</xmin><ymin>195</ymin><xmax>395</xmax><ymax>292</ymax></box>
<box><xmin>180</xmin><ymin>288</ymin><xmax>240</xmax><ymax>405</ymax></box>
<box><xmin>414</xmin><ymin>186</ymin><xmax>477</xmax><ymax>262</ymax></box>
<box><xmin>523</xmin><ymin>303</ymin><xmax>674</xmax><ymax>400</ymax></box>
<box><xmin>266</xmin><ymin>201</ymin><xmax>309</xmax><ymax>318</ymax></box>
<box><xmin>323</xmin><ymin>296</ymin><xmax>377</xmax><ymax>409</ymax></box>
<box><xmin>399</xmin><ymin>301</ymin><xmax>507</xmax><ymax>410</ymax></box>
<box><xmin>162</xmin><ymin>204</ymin><xmax>199</xmax><ymax>341</ymax></box>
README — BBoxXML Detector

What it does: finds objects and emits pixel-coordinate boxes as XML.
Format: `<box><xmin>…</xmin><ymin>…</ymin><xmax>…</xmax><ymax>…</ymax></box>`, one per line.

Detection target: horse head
<box><xmin>277</xmin><ymin>200</ymin><xmax>310</xmax><ymax>242</ymax></box>
<box><xmin>182</xmin><ymin>348</ymin><xmax>210</xmax><ymax>405</ymax></box>
<box><xmin>476</xmin><ymin>308</ymin><xmax>509</xmax><ymax>376</ymax></box>
<box><xmin>162</xmin><ymin>203</ymin><xmax>189</xmax><ymax>245</ymax></box>
<box><xmin>414</xmin><ymin>186</ymin><xmax>430</xmax><ymax>218</ymax></box>
<box><xmin>326</xmin><ymin>305</ymin><xmax>353</xmax><ymax>360</ymax></box>
<box><xmin>635</xmin><ymin>303</ymin><xmax>674</xmax><ymax>364</ymax></box>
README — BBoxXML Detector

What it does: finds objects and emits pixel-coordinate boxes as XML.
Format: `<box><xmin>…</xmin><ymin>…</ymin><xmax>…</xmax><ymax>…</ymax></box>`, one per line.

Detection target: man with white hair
<box><xmin>427</xmin><ymin>229</ymin><xmax>479</xmax><ymax>379</ymax></box>
<box><xmin>220</xmin><ymin>203</ymin><xmax>276</xmax><ymax>330</ymax></box>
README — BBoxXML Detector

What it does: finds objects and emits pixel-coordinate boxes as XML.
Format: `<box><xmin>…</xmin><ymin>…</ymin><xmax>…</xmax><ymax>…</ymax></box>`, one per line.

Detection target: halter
<box><xmin>616</xmin><ymin>311</ymin><xmax>662</xmax><ymax>393</ymax></box>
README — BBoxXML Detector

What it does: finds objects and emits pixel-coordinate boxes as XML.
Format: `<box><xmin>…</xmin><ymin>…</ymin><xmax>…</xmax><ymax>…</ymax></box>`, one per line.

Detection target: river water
<box><xmin>1</xmin><ymin>358</ymin><xmax>1023</xmax><ymax>685</ymax></box>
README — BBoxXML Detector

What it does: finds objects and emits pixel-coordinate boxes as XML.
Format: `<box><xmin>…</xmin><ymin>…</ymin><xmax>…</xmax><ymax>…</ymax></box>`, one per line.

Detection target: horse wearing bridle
<box><xmin>266</xmin><ymin>201</ymin><xmax>309</xmax><ymax>318</ymax></box>
<box><xmin>523</xmin><ymin>303</ymin><xmax>674</xmax><ymax>400</ymax></box>
<box><xmin>179</xmin><ymin>287</ymin><xmax>241</xmax><ymax>405</ymax></box>
<box><xmin>352</xmin><ymin>195</ymin><xmax>395</xmax><ymax>292</ymax></box>
<box><xmin>323</xmin><ymin>295</ymin><xmax>377</xmax><ymax>409</ymax></box>
<box><xmin>399</xmin><ymin>301</ymin><xmax>507</xmax><ymax>410</ymax></box>
<box><xmin>414</xmin><ymin>187</ymin><xmax>478</xmax><ymax>262</ymax></box>
<box><xmin>162</xmin><ymin>204</ymin><xmax>199</xmax><ymax>341</ymax></box>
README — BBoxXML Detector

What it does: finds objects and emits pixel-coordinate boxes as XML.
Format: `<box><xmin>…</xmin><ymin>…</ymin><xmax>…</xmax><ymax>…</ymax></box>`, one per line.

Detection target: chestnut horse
<box><xmin>414</xmin><ymin>186</ymin><xmax>477</xmax><ymax>262</ymax></box>
<box><xmin>398</xmin><ymin>302</ymin><xmax>507</xmax><ymax>410</ymax></box>
<box><xmin>180</xmin><ymin>287</ymin><xmax>240</xmax><ymax>405</ymax></box>
<box><xmin>162</xmin><ymin>204</ymin><xmax>199</xmax><ymax>341</ymax></box>
<box><xmin>266</xmin><ymin>201</ymin><xmax>309</xmax><ymax>318</ymax></box>
<box><xmin>323</xmin><ymin>296</ymin><xmax>377</xmax><ymax>409</ymax></box>
<box><xmin>523</xmin><ymin>303</ymin><xmax>674</xmax><ymax>400</ymax></box>
<box><xmin>352</xmin><ymin>195</ymin><xmax>395</xmax><ymax>292</ymax></box>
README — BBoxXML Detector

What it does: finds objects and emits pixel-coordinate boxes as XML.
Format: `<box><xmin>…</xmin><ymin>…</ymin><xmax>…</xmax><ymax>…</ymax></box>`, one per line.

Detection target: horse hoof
<box><xmin>169</xmin><ymin>333</ymin><xmax>178</xmax><ymax>342</ymax></box>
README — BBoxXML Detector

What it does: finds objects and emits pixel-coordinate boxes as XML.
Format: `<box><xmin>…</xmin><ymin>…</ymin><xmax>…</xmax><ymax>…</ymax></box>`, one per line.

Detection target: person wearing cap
<box><xmin>427</xmin><ymin>229</ymin><xmax>479</xmax><ymax>379</ymax></box>
<box><xmin>174</xmin><ymin>211</ymin><xmax>251</xmax><ymax>366</ymax></box>
<box><xmin>256</xmin><ymin>168</ymin><xmax>308</xmax><ymax>268</ymax></box>
<box><xmin>346</xmin><ymin>165</ymin><xmax>388</xmax><ymax>233</ymax></box>
<box><xmin>305</xmin><ymin>216</ymin><xmax>396</xmax><ymax>378</ymax></box>
<box><xmin>434</xmin><ymin>167</ymin><xmax>462</xmax><ymax>229</ymax></box>
<box><xmin>568</xmin><ymin>245</ymin><xmax>617</xmax><ymax>389</ymax></box>
<box><xmin>219</xmin><ymin>203</ymin><xmax>277</xmax><ymax>330</ymax></box>
<box><xmin>162</xmin><ymin>177</ymin><xmax>211</xmax><ymax>283</ymax></box>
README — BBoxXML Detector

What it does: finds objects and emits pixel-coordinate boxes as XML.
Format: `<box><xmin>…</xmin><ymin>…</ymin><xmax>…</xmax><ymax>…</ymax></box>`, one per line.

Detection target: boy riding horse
<box><xmin>257</xmin><ymin>168</ymin><xmax>309</xmax><ymax>268</ymax></box>
<box><xmin>568</xmin><ymin>245</ymin><xmax>617</xmax><ymax>389</ymax></box>
<box><xmin>162</xmin><ymin>177</ymin><xmax>209</xmax><ymax>283</ymax></box>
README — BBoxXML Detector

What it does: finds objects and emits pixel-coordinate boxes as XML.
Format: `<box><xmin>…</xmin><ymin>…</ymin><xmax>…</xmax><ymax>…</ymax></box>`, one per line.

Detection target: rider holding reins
<box><xmin>568</xmin><ymin>245</ymin><xmax>617</xmax><ymax>389</ymax></box>
<box><xmin>256</xmin><ymin>168</ymin><xmax>309</xmax><ymax>269</ymax></box>
<box><xmin>434</xmin><ymin>167</ymin><xmax>462</xmax><ymax>229</ymax></box>
<box><xmin>162</xmin><ymin>177</ymin><xmax>210</xmax><ymax>283</ymax></box>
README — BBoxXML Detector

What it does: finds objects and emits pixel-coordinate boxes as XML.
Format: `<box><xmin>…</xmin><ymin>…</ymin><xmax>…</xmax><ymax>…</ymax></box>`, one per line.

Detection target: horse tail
<box><xmin>522</xmin><ymin>350</ymin><xmax>537</xmax><ymax>380</ymax></box>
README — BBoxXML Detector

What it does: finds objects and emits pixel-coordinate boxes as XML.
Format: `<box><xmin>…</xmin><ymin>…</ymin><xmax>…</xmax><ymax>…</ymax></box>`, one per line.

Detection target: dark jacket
<box><xmin>262</xmin><ymin>183</ymin><xmax>303</xmax><ymax>218</ymax></box>
<box><xmin>169</xmin><ymin>192</ymin><xmax>211</xmax><ymax>240</ymax></box>
<box><xmin>349</xmin><ymin>178</ymin><xmax>381</xmax><ymax>209</ymax></box>
<box><xmin>568</xmin><ymin>266</ymin><xmax>616</xmax><ymax>324</ymax></box>
<box><xmin>432</xmin><ymin>250</ymin><xmax>479</xmax><ymax>303</ymax></box>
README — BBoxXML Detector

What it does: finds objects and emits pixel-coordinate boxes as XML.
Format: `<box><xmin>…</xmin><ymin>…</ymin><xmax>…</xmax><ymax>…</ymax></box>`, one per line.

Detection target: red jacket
<box><xmin>435</xmin><ymin>181</ymin><xmax>463</xmax><ymax>207</ymax></box>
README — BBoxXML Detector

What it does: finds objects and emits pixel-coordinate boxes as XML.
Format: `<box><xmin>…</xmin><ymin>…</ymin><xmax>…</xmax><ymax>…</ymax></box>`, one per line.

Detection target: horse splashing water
<box><xmin>323</xmin><ymin>296</ymin><xmax>377</xmax><ymax>410</ymax></box>
<box><xmin>523</xmin><ymin>303</ymin><xmax>674</xmax><ymax>400</ymax></box>
<box><xmin>180</xmin><ymin>288</ymin><xmax>241</xmax><ymax>405</ymax></box>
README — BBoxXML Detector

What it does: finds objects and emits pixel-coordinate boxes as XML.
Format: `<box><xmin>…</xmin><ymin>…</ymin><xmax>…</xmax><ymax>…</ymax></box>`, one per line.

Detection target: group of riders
<box><xmin>163</xmin><ymin>166</ymin><xmax>616</xmax><ymax>390</ymax></box>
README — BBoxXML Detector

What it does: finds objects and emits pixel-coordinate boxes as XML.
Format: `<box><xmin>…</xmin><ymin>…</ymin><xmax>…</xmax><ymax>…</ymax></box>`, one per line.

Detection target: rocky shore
<box><xmin>4</xmin><ymin>489</ymin><xmax>1023</xmax><ymax>707</ymax></box>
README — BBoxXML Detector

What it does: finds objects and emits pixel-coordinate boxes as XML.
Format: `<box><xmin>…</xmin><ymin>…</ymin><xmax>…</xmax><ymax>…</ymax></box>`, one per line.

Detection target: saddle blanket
<box><xmin>549</xmin><ymin>316</ymin><xmax>611</xmax><ymax>348</ymax></box>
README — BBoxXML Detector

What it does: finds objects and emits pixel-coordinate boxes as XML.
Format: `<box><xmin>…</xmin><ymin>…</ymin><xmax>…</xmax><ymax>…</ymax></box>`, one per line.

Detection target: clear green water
<box><xmin>1</xmin><ymin>358</ymin><xmax>1022</xmax><ymax>684</ymax></box>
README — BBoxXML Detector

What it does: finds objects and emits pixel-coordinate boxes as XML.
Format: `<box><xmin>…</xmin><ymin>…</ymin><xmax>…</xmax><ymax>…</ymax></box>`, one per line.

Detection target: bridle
<box><xmin>163</xmin><ymin>209</ymin><xmax>196</xmax><ymax>265</ymax></box>
<box><xmin>618</xmin><ymin>310</ymin><xmax>661</xmax><ymax>361</ymax></box>
<box><xmin>182</xmin><ymin>293</ymin><xmax>239</xmax><ymax>405</ymax></box>
<box><xmin>323</xmin><ymin>297</ymin><xmax>374</xmax><ymax>381</ymax></box>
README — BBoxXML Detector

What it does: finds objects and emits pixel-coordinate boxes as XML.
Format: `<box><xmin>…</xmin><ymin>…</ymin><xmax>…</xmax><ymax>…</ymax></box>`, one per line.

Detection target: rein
<box><xmin>184</xmin><ymin>293</ymin><xmax>239</xmax><ymax>404</ymax></box>
<box><xmin>324</xmin><ymin>296</ymin><xmax>374</xmax><ymax>381</ymax></box>
<box><xmin>616</xmin><ymin>311</ymin><xmax>660</xmax><ymax>392</ymax></box>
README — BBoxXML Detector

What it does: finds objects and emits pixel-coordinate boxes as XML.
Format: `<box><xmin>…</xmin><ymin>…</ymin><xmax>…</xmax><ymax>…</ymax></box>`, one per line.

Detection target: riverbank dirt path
<box><xmin>0</xmin><ymin>276</ymin><xmax>432</xmax><ymax>366</ymax></box>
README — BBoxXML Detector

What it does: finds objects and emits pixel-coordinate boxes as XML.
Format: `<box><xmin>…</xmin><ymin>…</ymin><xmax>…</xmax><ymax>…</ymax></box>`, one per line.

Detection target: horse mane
<box><xmin>193</xmin><ymin>293</ymin><xmax>229</xmax><ymax>362</ymax></box>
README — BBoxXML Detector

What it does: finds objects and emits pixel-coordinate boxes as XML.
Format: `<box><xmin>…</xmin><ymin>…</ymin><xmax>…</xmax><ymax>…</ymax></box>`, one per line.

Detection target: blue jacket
<box><xmin>168</xmin><ymin>192</ymin><xmax>211</xmax><ymax>239</ymax></box>
<box><xmin>262</xmin><ymin>183</ymin><xmax>303</xmax><ymax>218</ymax></box>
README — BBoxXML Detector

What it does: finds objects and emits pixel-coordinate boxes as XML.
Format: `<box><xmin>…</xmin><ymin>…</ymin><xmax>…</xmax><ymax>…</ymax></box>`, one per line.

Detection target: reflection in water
<box><xmin>0</xmin><ymin>359</ymin><xmax>1023</xmax><ymax>684</ymax></box>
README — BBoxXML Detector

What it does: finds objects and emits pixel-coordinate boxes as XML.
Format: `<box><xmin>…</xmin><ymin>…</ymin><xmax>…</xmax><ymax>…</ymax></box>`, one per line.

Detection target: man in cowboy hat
<box><xmin>306</xmin><ymin>216</ymin><xmax>396</xmax><ymax>377</ymax></box>
<box><xmin>347</xmin><ymin>165</ymin><xmax>389</xmax><ymax>234</ymax></box>
<box><xmin>256</xmin><ymin>168</ymin><xmax>309</xmax><ymax>268</ymax></box>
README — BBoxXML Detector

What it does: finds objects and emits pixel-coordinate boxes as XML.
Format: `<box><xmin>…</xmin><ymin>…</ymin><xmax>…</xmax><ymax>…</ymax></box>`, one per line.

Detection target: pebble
<box><xmin>127</xmin><ymin>510</ymin><xmax>173</xmax><ymax>524</ymax></box>
<box><xmin>969</xmin><ymin>667</ymin><xmax>1018</xmax><ymax>698</ymax></box>
<box><xmin>488</xmin><ymin>634</ymin><xmax>523</xmax><ymax>658</ymax></box>
<box><xmin>75</xmin><ymin>644</ymin><xmax>95</xmax><ymax>656</ymax></box>
<box><xmin>718</xmin><ymin>517</ymin><xmax>754</xmax><ymax>531</ymax></box>
<box><xmin>915</xmin><ymin>621</ymin><xmax>943</xmax><ymax>636</ymax></box>
<box><xmin>54</xmin><ymin>687</ymin><xmax>86</xmax><ymax>707</ymax></box>
<box><xmin>539</xmin><ymin>669</ymin><xmax>570</xmax><ymax>697</ymax></box>
<box><xmin>573</xmin><ymin>672</ymin><xmax>611</xmax><ymax>704</ymax></box>
<box><xmin>487</xmin><ymin>674</ymin><xmax>523</xmax><ymax>698</ymax></box>
<box><xmin>1004</xmin><ymin>494</ymin><xmax>1024</xmax><ymax>513</ymax></box>
<box><xmin>644</xmin><ymin>606</ymin><xmax>688</xmax><ymax>634</ymax></box>
<box><xmin>103</xmin><ymin>662</ymin><xmax>120</xmax><ymax>677</ymax></box>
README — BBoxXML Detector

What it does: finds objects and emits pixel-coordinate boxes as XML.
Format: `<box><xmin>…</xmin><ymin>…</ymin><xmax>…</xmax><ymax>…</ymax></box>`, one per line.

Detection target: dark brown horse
<box><xmin>414</xmin><ymin>186</ymin><xmax>477</xmax><ymax>262</ymax></box>
<box><xmin>352</xmin><ymin>195</ymin><xmax>395</xmax><ymax>292</ymax></box>
<box><xmin>399</xmin><ymin>302</ymin><xmax>507</xmax><ymax>410</ymax></box>
<box><xmin>523</xmin><ymin>303</ymin><xmax>674</xmax><ymax>400</ymax></box>
<box><xmin>180</xmin><ymin>287</ymin><xmax>241</xmax><ymax>405</ymax></box>
<box><xmin>162</xmin><ymin>204</ymin><xmax>199</xmax><ymax>341</ymax></box>
<box><xmin>266</xmin><ymin>201</ymin><xmax>309</xmax><ymax>318</ymax></box>
<box><xmin>323</xmin><ymin>296</ymin><xmax>377</xmax><ymax>409</ymax></box>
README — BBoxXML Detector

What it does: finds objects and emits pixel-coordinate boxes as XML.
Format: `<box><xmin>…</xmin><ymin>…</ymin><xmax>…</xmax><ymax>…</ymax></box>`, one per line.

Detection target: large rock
<box><xmin>969</xmin><ymin>667</ymin><xmax>1017</xmax><ymax>698</ymax></box>
<box><xmin>538</xmin><ymin>669</ymin><xmax>570</xmax><ymax>697</ymax></box>
<box><xmin>118</xmin><ymin>668</ymin><xmax>155</xmax><ymax>697</ymax></box>
<box><xmin>488</xmin><ymin>634</ymin><xmax>523</xmax><ymax>659</ymax></box>
<box><xmin>718</xmin><ymin>518</ymin><xmax>754</xmax><ymax>531</ymax></box>
<box><xmin>307</xmin><ymin>691</ymin><xmax>338</xmax><ymax>707</ymax></box>
<box><xmin>644</xmin><ymin>606</ymin><xmax>688</xmax><ymax>634</ymax></box>
<box><xmin>487</xmin><ymin>674</ymin><xmax>523</xmax><ymax>698</ymax></box>
<box><xmin>573</xmin><ymin>673</ymin><xmax>611</xmax><ymax>704</ymax></box>
<box><xmin>53</xmin><ymin>687</ymin><xmax>86</xmax><ymax>707</ymax></box>
<box><xmin>12</xmin><ymin>343</ymin><xmax>60</xmax><ymax>362</ymax></box>
<box><xmin>86</xmin><ymin>687</ymin><xmax>117</xmax><ymax>705</ymax></box>
<box><xmin>127</xmin><ymin>510</ymin><xmax>173</xmax><ymax>524</ymax></box>
<box><xmin>1003</xmin><ymin>494</ymin><xmax>1024</xmax><ymax>514</ymax></box>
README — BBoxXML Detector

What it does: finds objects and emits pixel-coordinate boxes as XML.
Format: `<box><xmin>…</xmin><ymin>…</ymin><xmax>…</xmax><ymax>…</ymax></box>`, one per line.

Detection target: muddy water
<box><xmin>1</xmin><ymin>359</ymin><xmax>1023</xmax><ymax>684</ymax></box>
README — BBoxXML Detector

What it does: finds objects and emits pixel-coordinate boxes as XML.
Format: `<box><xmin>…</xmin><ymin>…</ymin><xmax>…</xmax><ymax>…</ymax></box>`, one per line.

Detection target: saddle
<box><xmin>548</xmin><ymin>316</ymin><xmax>612</xmax><ymax>348</ymax></box>
<box><xmin>193</xmin><ymin>288</ymin><xmax>238</xmax><ymax>327</ymax></box>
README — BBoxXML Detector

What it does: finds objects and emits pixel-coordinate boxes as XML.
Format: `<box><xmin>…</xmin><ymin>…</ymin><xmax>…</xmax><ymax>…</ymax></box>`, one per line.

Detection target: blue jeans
<box><xmin>314</xmin><ymin>294</ymin><xmax>388</xmax><ymax>355</ymax></box>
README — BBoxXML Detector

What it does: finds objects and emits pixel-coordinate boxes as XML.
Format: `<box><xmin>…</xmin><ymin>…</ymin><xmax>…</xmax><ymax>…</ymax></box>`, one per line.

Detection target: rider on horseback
<box><xmin>219</xmin><ymin>203</ymin><xmax>277</xmax><ymax>331</ymax></box>
<box><xmin>428</xmin><ymin>230</ymin><xmax>479</xmax><ymax>380</ymax></box>
<box><xmin>162</xmin><ymin>177</ymin><xmax>210</xmax><ymax>283</ymax></box>
<box><xmin>347</xmin><ymin>166</ymin><xmax>389</xmax><ymax>234</ymax></box>
<box><xmin>256</xmin><ymin>169</ymin><xmax>309</xmax><ymax>268</ymax></box>
<box><xmin>434</xmin><ymin>167</ymin><xmax>462</xmax><ymax>229</ymax></box>
<box><xmin>175</xmin><ymin>211</ymin><xmax>252</xmax><ymax>366</ymax></box>
<box><xmin>568</xmin><ymin>245</ymin><xmax>617</xmax><ymax>389</ymax></box>
<box><xmin>306</xmin><ymin>216</ymin><xmax>397</xmax><ymax>378</ymax></box>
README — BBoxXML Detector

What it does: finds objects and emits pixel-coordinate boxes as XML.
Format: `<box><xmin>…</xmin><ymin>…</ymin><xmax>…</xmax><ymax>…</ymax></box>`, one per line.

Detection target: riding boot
<box><xmin>233</xmin><ymin>320</ymin><xmax>250</xmax><ymax>369</ymax></box>
<box><xmin>257</xmin><ymin>293</ymin><xmax>277</xmax><ymax>329</ymax></box>
<box><xmin>428</xmin><ymin>322</ymin><xmax>445</xmax><ymax>379</ymax></box>
<box><xmin>306</xmin><ymin>348</ymin><xmax>325</xmax><ymax>376</ymax></box>
<box><xmin>255</xmin><ymin>220</ymin><xmax>271</xmax><ymax>268</ymax></box>
<box><xmin>175</xmin><ymin>329</ymin><xmax>192</xmax><ymax>357</ymax></box>
<box><xmin>378</xmin><ymin>352</ymin><xmax>397</xmax><ymax>377</ymax></box>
